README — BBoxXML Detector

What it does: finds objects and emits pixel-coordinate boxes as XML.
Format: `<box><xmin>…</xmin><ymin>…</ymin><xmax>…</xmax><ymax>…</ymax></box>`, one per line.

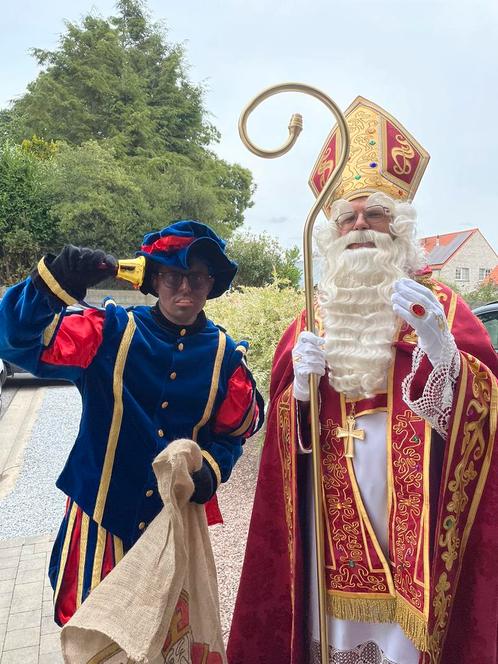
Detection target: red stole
<box><xmin>320</xmin><ymin>352</ymin><xmax>431</xmax><ymax>649</ymax></box>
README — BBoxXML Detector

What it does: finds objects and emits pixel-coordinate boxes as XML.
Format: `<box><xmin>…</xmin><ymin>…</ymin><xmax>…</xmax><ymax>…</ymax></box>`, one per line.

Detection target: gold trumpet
<box><xmin>115</xmin><ymin>256</ymin><xmax>146</xmax><ymax>288</ymax></box>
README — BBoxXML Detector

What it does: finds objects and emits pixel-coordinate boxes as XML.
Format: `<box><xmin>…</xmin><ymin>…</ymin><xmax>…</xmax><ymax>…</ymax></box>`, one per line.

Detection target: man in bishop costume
<box><xmin>228</xmin><ymin>97</ymin><xmax>498</xmax><ymax>664</ymax></box>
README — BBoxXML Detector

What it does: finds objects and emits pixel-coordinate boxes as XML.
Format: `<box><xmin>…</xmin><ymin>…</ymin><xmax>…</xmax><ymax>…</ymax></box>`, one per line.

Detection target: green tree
<box><xmin>3</xmin><ymin>0</ymin><xmax>216</xmax><ymax>158</ymax></box>
<box><xmin>462</xmin><ymin>280</ymin><xmax>498</xmax><ymax>308</ymax></box>
<box><xmin>46</xmin><ymin>140</ymin><xmax>150</xmax><ymax>255</ymax></box>
<box><xmin>1</xmin><ymin>0</ymin><xmax>254</xmax><ymax>246</ymax></box>
<box><xmin>227</xmin><ymin>231</ymin><xmax>301</xmax><ymax>288</ymax></box>
<box><xmin>0</xmin><ymin>142</ymin><xmax>57</xmax><ymax>283</ymax></box>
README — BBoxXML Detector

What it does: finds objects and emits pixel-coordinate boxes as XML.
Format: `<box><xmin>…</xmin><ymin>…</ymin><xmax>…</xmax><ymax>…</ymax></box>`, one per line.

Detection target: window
<box><xmin>455</xmin><ymin>267</ymin><xmax>470</xmax><ymax>281</ymax></box>
<box><xmin>479</xmin><ymin>268</ymin><xmax>491</xmax><ymax>281</ymax></box>
<box><xmin>477</xmin><ymin>310</ymin><xmax>498</xmax><ymax>351</ymax></box>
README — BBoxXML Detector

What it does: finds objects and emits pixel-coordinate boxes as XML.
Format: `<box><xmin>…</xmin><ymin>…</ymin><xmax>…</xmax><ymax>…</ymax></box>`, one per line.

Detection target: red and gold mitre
<box><xmin>309</xmin><ymin>96</ymin><xmax>430</xmax><ymax>217</ymax></box>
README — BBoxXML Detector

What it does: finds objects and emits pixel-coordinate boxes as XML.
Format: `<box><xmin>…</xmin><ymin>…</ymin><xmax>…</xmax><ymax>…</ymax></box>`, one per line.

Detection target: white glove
<box><xmin>391</xmin><ymin>278</ymin><xmax>453</xmax><ymax>366</ymax></box>
<box><xmin>292</xmin><ymin>331</ymin><xmax>326</xmax><ymax>401</ymax></box>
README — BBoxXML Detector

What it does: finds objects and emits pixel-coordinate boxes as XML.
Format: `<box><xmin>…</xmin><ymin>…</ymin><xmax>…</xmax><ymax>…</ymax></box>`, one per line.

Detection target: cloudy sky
<box><xmin>1</xmin><ymin>0</ymin><xmax>497</xmax><ymax>254</ymax></box>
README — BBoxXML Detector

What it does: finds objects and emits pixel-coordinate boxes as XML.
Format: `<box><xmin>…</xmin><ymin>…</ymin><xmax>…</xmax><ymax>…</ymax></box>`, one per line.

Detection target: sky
<box><xmin>1</xmin><ymin>0</ymin><xmax>498</xmax><ymax>254</ymax></box>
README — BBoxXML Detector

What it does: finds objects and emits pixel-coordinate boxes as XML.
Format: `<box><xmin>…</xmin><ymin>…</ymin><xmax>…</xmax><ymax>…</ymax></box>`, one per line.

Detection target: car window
<box><xmin>478</xmin><ymin>312</ymin><xmax>498</xmax><ymax>351</ymax></box>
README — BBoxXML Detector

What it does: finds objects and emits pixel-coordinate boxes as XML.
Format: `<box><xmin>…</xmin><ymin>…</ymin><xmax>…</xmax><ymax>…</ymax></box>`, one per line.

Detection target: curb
<box><xmin>0</xmin><ymin>387</ymin><xmax>46</xmax><ymax>501</ymax></box>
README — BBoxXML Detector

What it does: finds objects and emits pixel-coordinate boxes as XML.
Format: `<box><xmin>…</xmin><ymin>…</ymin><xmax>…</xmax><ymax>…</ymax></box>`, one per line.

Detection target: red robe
<box><xmin>228</xmin><ymin>281</ymin><xmax>498</xmax><ymax>664</ymax></box>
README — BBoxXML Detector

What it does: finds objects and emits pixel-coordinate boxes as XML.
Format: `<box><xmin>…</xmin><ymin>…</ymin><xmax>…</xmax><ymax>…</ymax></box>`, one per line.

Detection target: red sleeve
<box><xmin>213</xmin><ymin>365</ymin><xmax>260</xmax><ymax>438</ymax></box>
<box><xmin>40</xmin><ymin>309</ymin><xmax>105</xmax><ymax>368</ymax></box>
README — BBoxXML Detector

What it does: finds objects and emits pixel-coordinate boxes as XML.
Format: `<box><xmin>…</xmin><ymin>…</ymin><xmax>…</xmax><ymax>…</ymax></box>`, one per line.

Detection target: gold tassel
<box><xmin>327</xmin><ymin>593</ymin><xmax>429</xmax><ymax>652</ymax></box>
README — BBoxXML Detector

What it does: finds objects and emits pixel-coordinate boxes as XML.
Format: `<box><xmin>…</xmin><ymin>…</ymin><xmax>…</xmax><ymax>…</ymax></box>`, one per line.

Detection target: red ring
<box><xmin>410</xmin><ymin>303</ymin><xmax>426</xmax><ymax>318</ymax></box>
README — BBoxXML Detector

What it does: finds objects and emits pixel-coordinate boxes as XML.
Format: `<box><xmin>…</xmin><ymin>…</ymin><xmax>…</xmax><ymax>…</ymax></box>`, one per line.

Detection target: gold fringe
<box><xmin>327</xmin><ymin>593</ymin><xmax>429</xmax><ymax>652</ymax></box>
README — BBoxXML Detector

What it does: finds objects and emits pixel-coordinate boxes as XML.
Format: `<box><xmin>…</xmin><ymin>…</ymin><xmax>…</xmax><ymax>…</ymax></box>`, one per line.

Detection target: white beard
<box><xmin>317</xmin><ymin>229</ymin><xmax>412</xmax><ymax>398</ymax></box>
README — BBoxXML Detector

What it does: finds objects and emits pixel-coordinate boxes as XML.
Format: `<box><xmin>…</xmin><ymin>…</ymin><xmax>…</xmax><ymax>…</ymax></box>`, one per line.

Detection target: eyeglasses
<box><xmin>156</xmin><ymin>270</ymin><xmax>214</xmax><ymax>291</ymax></box>
<box><xmin>335</xmin><ymin>205</ymin><xmax>392</xmax><ymax>230</ymax></box>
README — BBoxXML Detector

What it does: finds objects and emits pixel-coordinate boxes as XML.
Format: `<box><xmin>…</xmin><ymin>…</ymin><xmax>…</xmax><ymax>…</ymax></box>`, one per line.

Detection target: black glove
<box><xmin>190</xmin><ymin>459</ymin><xmax>217</xmax><ymax>504</ymax></box>
<box><xmin>41</xmin><ymin>245</ymin><xmax>117</xmax><ymax>301</ymax></box>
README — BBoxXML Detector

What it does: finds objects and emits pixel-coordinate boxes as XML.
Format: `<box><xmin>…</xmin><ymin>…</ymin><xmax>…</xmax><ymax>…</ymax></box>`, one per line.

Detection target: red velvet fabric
<box><xmin>205</xmin><ymin>495</ymin><xmax>223</xmax><ymax>526</ymax></box>
<box><xmin>54</xmin><ymin>508</ymin><xmax>82</xmax><ymax>626</ymax></box>
<box><xmin>41</xmin><ymin>309</ymin><xmax>105</xmax><ymax>368</ymax></box>
<box><xmin>228</xmin><ymin>282</ymin><xmax>498</xmax><ymax>664</ymax></box>
<box><xmin>141</xmin><ymin>235</ymin><xmax>194</xmax><ymax>255</ymax></box>
<box><xmin>213</xmin><ymin>365</ymin><xmax>255</xmax><ymax>434</ymax></box>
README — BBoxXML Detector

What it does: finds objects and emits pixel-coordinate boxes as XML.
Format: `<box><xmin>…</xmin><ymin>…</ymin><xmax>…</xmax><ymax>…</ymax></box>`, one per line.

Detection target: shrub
<box><xmin>206</xmin><ymin>282</ymin><xmax>304</xmax><ymax>397</ymax></box>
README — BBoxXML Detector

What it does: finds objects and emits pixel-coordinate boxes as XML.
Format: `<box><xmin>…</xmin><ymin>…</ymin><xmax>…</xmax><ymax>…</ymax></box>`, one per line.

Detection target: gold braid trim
<box><xmin>54</xmin><ymin>502</ymin><xmax>78</xmax><ymax>603</ymax></box>
<box><xmin>202</xmin><ymin>450</ymin><xmax>222</xmax><ymax>487</ymax></box>
<box><xmin>192</xmin><ymin>331</ymin><xmax>226</xmax><ymax>441</ymax></box>
<box><xmin>93</xmin><ymin>313</ymin><xmax>136</xmax><ymax>524</ymax></box>
<box><xmin>76</xmin><ymin>511</ymin><xmax>89</xmax><ymax>609</ymax></box>
<box><xmin>42</xmin><ymin>314</ymin><xmax>60</xmax><ymax>347</ymax></box>
<box><xmin>37</xmin><ymin>257</ymin><xmax>77</xmax><ymax>306</ymax></box>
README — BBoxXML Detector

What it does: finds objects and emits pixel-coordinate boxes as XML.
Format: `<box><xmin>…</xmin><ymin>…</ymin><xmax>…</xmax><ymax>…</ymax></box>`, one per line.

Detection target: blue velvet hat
<box><xmin>136</xmin><ymin>220</ymin><xmax>237</xmax><ymax>298</ymax></box>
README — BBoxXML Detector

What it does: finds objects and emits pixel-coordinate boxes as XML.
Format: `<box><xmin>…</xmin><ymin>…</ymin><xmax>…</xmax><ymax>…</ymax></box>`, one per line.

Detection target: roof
<box><xmin>420</xmin><ymin>229</ymin><xmax>478</xmax><ymax>268</ymax></box>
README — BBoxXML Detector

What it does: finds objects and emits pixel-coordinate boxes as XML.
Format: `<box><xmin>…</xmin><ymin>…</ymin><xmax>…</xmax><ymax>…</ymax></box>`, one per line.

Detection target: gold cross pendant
<box><xmin>336</xmin><ymin>414</ymin><xmax>365</xmax><ymax>458</ymax></box>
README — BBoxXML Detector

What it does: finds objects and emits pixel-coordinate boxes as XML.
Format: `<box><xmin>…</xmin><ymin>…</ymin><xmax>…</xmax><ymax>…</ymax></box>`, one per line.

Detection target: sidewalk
<box><xmin>0</xmin><ymin>533</ymin><xmax>62</xmax><ymax>664</ymax></box>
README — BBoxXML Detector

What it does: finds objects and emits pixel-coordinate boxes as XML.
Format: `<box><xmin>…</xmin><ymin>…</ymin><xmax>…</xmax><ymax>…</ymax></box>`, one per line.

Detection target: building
<box><xmin>420</xmin><ymin>229</ymin><xmax>498</xmax><ymax>292</ymax></box>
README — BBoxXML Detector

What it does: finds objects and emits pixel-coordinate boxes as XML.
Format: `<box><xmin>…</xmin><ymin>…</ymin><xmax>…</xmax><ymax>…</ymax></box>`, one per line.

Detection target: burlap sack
<box><xmin>60</xmin><ymin>439</ymin><xmax>227</xmax><ymax>664</ymax></box>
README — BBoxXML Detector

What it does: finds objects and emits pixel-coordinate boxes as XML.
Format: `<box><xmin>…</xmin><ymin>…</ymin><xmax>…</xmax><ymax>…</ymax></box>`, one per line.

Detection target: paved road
<box><xmin>0</xmin><ymin>383</ymin><xmax>17</xmax><ymax>421</ymax></box>
<box><xmin>1</xmin><ymin>378</ymin><xmax>69</xmax><ymax>422</ymax></box>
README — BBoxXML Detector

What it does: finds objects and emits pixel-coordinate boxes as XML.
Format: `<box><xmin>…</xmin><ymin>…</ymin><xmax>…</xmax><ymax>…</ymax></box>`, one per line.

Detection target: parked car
<box><xmin>1</xmin><ymin>303</ymin><xmax>85</xmax><ymax>379</ymax></box>
<box><xmin>473</xmin><ymin>301</ymin><xmax>498</xmax><ymax>353</ymax></box>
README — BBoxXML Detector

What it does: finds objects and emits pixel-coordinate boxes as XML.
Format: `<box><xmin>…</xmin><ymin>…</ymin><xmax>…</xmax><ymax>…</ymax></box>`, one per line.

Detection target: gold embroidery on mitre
<box><xmin>309</xmin><ymin>96</ymin><xmax>430</xmax><ymax>217</ymax></box>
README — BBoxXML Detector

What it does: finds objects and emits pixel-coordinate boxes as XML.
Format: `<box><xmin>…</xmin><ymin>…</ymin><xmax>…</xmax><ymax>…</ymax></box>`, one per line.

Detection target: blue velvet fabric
<box><xmin>0</xmin><ymin>278</ymin><xmax>263</xmax><ymax>548</ymax></box>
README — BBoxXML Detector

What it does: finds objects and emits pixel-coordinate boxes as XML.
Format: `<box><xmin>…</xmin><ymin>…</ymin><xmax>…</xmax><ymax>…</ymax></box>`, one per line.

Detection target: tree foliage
<box><xmin>227</xmin><ymin>231</ymin><xmax>301</xmax><ymax>288</ymax></box>
<box><xmin>0</xmin><ymin>142</ymin><xmax>58</xmax><ymax>282</ymax></box>
<box><xmin>5</xmin><ymin>0</ymin><xmax>217</xmax><ymax>158</ymax></box>
<box><xmin>0</xmin><ymin>0</ymin><xmax>255</xmax><ymax>281</ymax></box>
<box><xmin>438</xmin><ymin>276</ymin><xmax>498</xmax><ymax>307</ymax></box>
<box><xmin>206</xmin><ymin>282</ymin><xmax>304</xmax><ymax>396</ymax></box>
<box><xmin>463</xmin><ymin>280</ymin><xmax>498</xmax><ymax>307</ymax></box>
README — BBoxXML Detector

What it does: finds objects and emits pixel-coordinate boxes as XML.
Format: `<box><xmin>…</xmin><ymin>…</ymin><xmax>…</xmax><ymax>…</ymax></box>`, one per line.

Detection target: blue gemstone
<box><xmin>369</xmin><ymin>162</ymin><xmax>377</xmax><ymax>168</ymax></box>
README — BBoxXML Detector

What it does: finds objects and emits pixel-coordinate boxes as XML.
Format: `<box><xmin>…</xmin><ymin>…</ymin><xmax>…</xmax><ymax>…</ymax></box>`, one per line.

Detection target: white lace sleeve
<box><xmin>401</xmin><ymin>333</ymin><xmax>461</xmax><ymax>439</ymax></box>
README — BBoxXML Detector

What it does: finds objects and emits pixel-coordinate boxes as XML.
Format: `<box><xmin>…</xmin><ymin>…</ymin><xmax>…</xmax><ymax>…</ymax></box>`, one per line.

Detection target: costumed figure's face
<box><xmin>335</xmin><ymin>196</ymin><xmax>392</xmax><ymax>241</ymax></box>
<box><xmin>152</xmin><ymin>257</ymin><xmax>214</xmax><ymax>326</ymax></box>
<box><xmin>315</xmin><ymin>192</ymin><xmax>426</xmax><ymax>398</ymax></box>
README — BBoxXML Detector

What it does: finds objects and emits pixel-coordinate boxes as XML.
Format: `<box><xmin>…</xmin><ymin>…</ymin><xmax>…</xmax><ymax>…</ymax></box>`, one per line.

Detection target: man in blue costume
<box><xmin>0</xmin><ymin>220</ymin><xmax>264</xmax><ymax>625</ymax></box>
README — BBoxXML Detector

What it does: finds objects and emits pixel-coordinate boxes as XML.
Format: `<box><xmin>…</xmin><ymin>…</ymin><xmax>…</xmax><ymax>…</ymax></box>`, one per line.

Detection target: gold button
<box><xmin>170</xmin><ymin>372</ymin><xmax>177</xmax><ymax>380</ymax></box>
<box><xmin>158</xmin><ymin>429</ymin><xmax>164</xmax><ymax>437</ymax></box>
<box><xmin>178</xmin><ymin>343</ymin><xmax>184</xmax><ymax>351</ymax></box>
<box><xmin>161</xmin><ymin>401</ymin><xmax>169</xmax><ymax>409</ymax></box>
<box><xmin>180</xmin><ymin>328</ymin><xmax>187</xmax><ymax>336</ymax></box>
<box><xmin>138</xmin><ymin>521</ymin><xmax>146</xmax><ymax>530</ymax></box>
<box><xmin>145</xmin><ymin>489</ymin><xmax>153</xmax><ymax>497</ymax></box>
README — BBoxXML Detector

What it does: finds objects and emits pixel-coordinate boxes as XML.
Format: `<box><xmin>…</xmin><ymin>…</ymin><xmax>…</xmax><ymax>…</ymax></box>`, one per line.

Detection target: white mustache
<box><xmin>334</xmin><ymin>229</ymin><xmax>388</xmax><ymax>252</ymax></box>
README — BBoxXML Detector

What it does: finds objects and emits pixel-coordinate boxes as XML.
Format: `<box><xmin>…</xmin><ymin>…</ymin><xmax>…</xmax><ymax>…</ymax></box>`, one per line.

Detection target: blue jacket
<box><xmin>0</xmin><ymin>278</ymin><xmax>263</xmax><ymax>548</ymax></box>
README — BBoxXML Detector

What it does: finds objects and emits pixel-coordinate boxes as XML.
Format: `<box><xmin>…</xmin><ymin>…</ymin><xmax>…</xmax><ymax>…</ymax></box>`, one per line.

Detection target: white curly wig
<box><xmin>313</xmin><ymin>193</ymin><xmax>427</xmax><ymax>398</ymax></box>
